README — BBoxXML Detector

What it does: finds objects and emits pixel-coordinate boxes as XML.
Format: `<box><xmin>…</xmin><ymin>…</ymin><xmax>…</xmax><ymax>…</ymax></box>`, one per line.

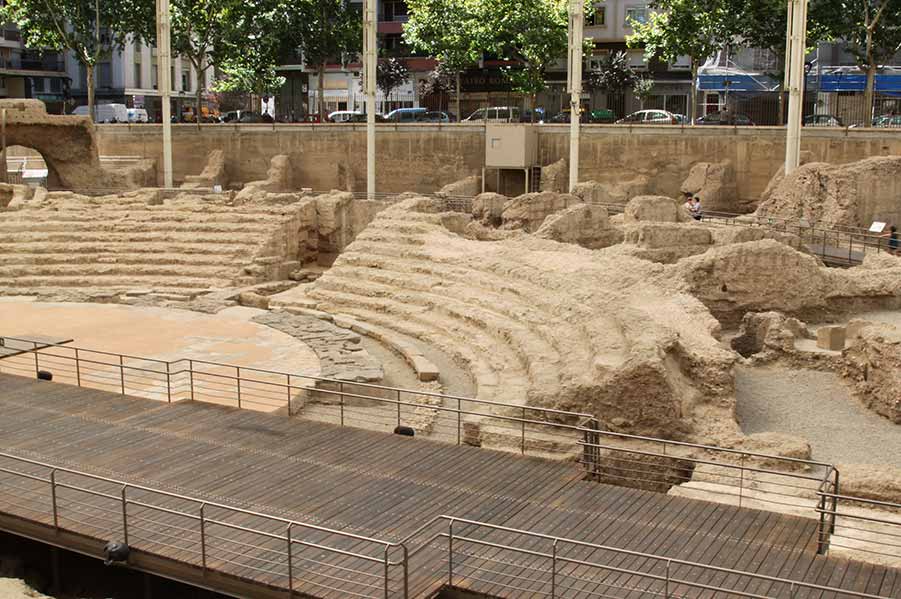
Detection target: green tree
<box><xmin>419</xmin><ymin>63</ymin><xmax>456</xmax><ymax>112</ymax></box>
<box><xmin>212</xmin><ymin>58</ymin><xmax>286</xmax><ymax>110</ymax></box>
<box><xmin>812</xmin><ymin>0</ymin><xmax>901</xmax><ymax>119</ymax></box>
<box><xmin>377</xmin><ymin>57</ymin><xmax>410</xmax><ymax>111</ymax></box>
<box><xmin>170</xmin><ymin>0</ymin><xmax>242</xmax><ymax>118</ymax></box>
<box><xmin>404</xmin><ymin>0</ymin><xmax>482</xmax><ymax>122</ymax></box>
<box><xmin>0</xmin><ymin>0</ymin><xmax>153</xmax><ymax>116</ymax></box>
<box><xmin>472</xmin><ymin>0</ymin><xmax>571</xmax><ymax>115</ymax></box>
<box><xmin>289</xmin><ymin>0</ymin><xmax>361</xmax><ymax>120</ymax></box>
<box><xmin>633</xmin><ymin>76</ymin><xmax>654</xmax><ymax>109</ymax></box>
<box><xmin>585</xmin><ymin>50</ymin><xmax>638</xmax><ymax>111</ymax></box>
<box><xmin>627</xmin><ymin>0</ymin><xmax>739</xmax><ymax>123</ymax></box>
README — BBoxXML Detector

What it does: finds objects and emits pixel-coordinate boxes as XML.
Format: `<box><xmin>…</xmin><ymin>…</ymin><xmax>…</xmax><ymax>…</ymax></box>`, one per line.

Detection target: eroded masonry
<box><xmin>2</xmin><ymin>99</ymin><xmax>901</xmax><ymax>584</ymax></box>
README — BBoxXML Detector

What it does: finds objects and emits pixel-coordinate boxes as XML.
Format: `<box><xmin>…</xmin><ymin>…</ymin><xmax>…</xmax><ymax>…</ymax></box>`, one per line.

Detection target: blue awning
<box><xmin>818</xmin><ymin>73</ymin><xmax>901</xmax><ymax>93</ymax></box>
<box><xmin>697</xmin><ymin>74</ymin><xmax>778</xmax><ymax>92</ymax></box>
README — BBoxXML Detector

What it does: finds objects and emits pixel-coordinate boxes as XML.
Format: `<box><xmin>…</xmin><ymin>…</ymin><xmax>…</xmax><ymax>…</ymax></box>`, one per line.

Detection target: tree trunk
<box><xmin>864</xmin><ymin>63</ymin><xmax>876</xmax><ymax>123</ymax></box>
<box><xmin>318</xmin><ymin>63</ymin><xmax>326</xmax><ymax>121</ymax></box>
<box><xmin>455</xmin><ymin>72</ymin><xmax>461</xmax><ymax>122</ymax></box>
<box><xmin>195</xmin><ymin>56</ymin><xmax>205</xmax><ymax>129</ymax></box>
<box><xmin>690</xmin><ymin>60</ymin><xmax>699</xmax><ymax>125</ymax></box>
<box><xmin>86</xmin><ymin>63</ymin><xmax>95</xmax><ymax>120</ymax></box>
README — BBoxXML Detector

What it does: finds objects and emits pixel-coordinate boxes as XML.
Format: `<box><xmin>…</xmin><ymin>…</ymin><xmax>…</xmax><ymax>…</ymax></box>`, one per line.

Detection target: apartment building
<box><xmin>0</xmin><ymin>23</ymin><xmax>69</xmax><ymax>114</ymax></box>
<box><xmin>65</xmin><ymin>39</ymin><xmax>214</xmax><ymax>121</ymax></box>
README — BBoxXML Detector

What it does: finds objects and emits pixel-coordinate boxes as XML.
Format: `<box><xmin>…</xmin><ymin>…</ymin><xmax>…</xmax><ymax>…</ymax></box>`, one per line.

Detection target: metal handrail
<box><xmin>0</xmin><ymin>449</ymin><xmax>403</xmax><ymax>598</ymax></box>
<box><xmin>403</xmin><ymin>515</ymin><xmax>892</xmax><ymax>599</ymax></box>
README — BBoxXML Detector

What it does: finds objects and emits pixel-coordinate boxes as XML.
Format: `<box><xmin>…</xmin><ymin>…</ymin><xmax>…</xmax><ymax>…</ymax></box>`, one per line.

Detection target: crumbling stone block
<box><xmin>816</xmin><ymin>326</ymin><xmax>846</xmax><ymax>351</ymax></box>
<box><xmin>623</xmin><ymin>195</ymin><xmax>692</xmax><ymax>224</ymax></box>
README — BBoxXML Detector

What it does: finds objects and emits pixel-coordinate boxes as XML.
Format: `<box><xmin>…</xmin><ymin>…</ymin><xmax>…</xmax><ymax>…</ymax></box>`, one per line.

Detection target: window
<box><xmin>383</xmin><ymin>34</ymin><xmax>405</xmax><ymax>52</ymax></box>
<box><xmin>170</xmin><ymin>65</ymin><xmax>175</xmax><ymax>91</ymax></box>
<box><xmin>151</xmin><ymin>60</ymin><xmax>158</xmax><ymax>89</ymax></box>
<box><xmin>31</xmin><ymin>77</ymin><xmax>45</xmax><ymax>92</ymax></box>
<box><xmin>383</xmin><ymin>0</ymin><xmax>408</xmax><ymax>21</ymax></box>
<box><xmin>625</xmin><ymin>6</ymin><xmax>647</xmax><ymax>26</ymax></box>
<box><xmin>134</xmin><ymin>62</ymin><xmax>142</xmax><ymax>88</ymax></box>
<box><xmin>182</xmin><ymin>69</ymin><xmax>190</xmax><ymax>91</ymax></box>
<box><xmin>97</xmin><ymin>62</ymin><xmax>112</xmax><ymax>87</ymax></box>
<box><xmin>587</xmin><ymin>4</ymin><xmax>606</xmax><ymax>26</ymax></box>
<box><xmin>50</xmin><ymin>78</ymin><xmax>61</xmax><ymax>93</ymax></box>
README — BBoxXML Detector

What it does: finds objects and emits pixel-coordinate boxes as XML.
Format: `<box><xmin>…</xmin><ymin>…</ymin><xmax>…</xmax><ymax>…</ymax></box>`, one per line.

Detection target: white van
<box><xmin>72</xmin><ymin>103</ymin><xmax>129</xmax><ymax>123</ymax></box>
<box><xmin>127</xmin><ymin>108</ymin><xmax>149</xmax><ymax>123</ymax></box>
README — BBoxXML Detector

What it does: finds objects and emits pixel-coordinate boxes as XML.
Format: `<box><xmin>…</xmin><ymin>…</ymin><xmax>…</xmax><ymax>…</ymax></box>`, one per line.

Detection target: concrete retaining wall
<box><xmin>96</xmin><ymin>124</ymin><xmax>901</xmax><ymax>208</ymax></box>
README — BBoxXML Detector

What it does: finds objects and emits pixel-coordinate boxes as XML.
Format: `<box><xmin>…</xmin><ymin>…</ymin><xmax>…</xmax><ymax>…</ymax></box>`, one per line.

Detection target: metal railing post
<box><xmin>74</xmin><ymin>348</ymin><xmax>81</xmax><ymax>387</ymax></box>
<box><xmin>199</xmin><ymin>503</ymin><xmax>207</xmax><ymax>571</ymax></box>
<box><xmin>456</xmin><ymin>398</ymin><xmax>462</xmax><ymax>445</ymax></box>
<box><xmin>383</xmin><ymin>545</ymin><xmax>390</xmax><ymax>599</ymax></box>
<box><xmin>120</xmin><ymin>355</ymin><xmax>125</xmax><ymax>395</ymax></box>
<box><xmin>551</xmin><ymin>539</ymin><xmax>558</xmax><ymax>599</ymax></box>
<box><xmin>448</xmin><ymin>519</ymin><xmax>455</xmax><ymax>587</ymax></box>
<box><xmin>831</xmin><ymin>469</ymin><xmax>840</xmax><ymax>535</ymax></box>
<box><xmin>396</xmin><ymin>389</ymin><xmax>401</xmax><ymax>428</ymax></box>
<box><xmin>521</xmin><ymin>407</ymin><xmax>526</xmax><ymax>455</ymax></box>
<box><xmin>121</xmin><ymin>484</ymin><xmax>129</xmax><ymax>546</ymax></box>
<box><xmin>165</xmin><ymin>361</ymin><xmax>171</xmax><ymax>402</ymax></box>
<box><xmin>340</xmin><ymin>381</ymin><xmax>345</xmax><ymax>426</ymax></box>
<box><xmin>287</xmin><ymin>523</ymin><xmax>294</xmax><ymax>596</ymax></box>
<box><xmin>33</xmin><ymin>342</ymin><xmax>39</xmax><ymax>376</ymax></box>
<box><xmin>665</xmin><ymin>559</ymin><xmax>671</xmax><ymax>598</ymax></box>
<box><xmin>189</xmin><ymin>360</ymin><xmax>194</xmax><ymax>401</ymax></box>
<box><xmin>236</xmin><ymin>366</ymin><xmax>242</xmax><ymax>408</ymax></box>
<box><xmin>739</xmin><ymin>453</ymin><xmax>745</xmax><ymax>508</ymax></box>
<box><xmin>50</xmin><ymin>469</ymin><xmax>59</xmax><ymax>530</ymax></box>
<box><xmin>402</xmin><ymin>544</ymin><xmax>409</xmax><ymax>599</ymax></box>
<box><xmin>287</xmin><ymin>374</ymin><xmax>292</xmax><ymax>413</ymax></box>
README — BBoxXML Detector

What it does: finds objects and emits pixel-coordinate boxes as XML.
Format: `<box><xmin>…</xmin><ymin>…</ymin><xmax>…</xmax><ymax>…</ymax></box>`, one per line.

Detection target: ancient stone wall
<box><xmin>95</xmin><ymin>125</ymin><xmax>901</xmax><ymax>205</ymax></box>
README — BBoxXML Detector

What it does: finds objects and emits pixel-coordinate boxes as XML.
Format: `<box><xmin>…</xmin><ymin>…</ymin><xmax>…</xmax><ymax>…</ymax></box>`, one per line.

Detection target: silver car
<box><xmin>615</xmin><ymin>109</ymin><xmax>680</xmax><ymax>125</ymax></box>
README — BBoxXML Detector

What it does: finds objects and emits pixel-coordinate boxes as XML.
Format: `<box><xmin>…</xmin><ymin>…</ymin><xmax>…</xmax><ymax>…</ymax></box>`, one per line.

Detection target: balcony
<box><xmin>0</xmin><ymin>57</ymin><xmax>66</xmax><ymax>73</ymax></box>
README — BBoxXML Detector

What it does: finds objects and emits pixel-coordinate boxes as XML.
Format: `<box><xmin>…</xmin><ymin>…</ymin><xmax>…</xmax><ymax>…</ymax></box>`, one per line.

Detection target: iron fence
<box><xmin>815</xmin><ymin>487</ymin><xmax>901</xmax><ymax>564</ymax></box>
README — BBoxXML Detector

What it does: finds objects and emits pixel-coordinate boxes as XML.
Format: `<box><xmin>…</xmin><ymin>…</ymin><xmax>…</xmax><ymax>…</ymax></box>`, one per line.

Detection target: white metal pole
<box><xmin>157</xmin><ymin>0</ymin><xmax>173</xmax><ymax>188</ymax></box>
<box><xmin>567</xmin><ymin>0</ymin><xmax>584</xmax><ymax>192</ymax></box>
<box><xmin>364</xmin><ymin>0</ymin><xmax>377</xmax><ymax>199</ymax></box>
<box><xmin>784</xmin><ymin>0</ymin><xmax>808</xmax><ymax>175</ymax></box>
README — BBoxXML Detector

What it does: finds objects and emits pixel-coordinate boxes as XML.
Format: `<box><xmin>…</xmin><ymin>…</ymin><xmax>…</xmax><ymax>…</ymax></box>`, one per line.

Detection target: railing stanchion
<box><xmin>121</xmin><ymin>484</ymin><xmax>129</xmax><ymax>546</ymax></box>
<box><xmin>74</xmin><ymin>348</ymin><xmax>81</xmax><ymax>387</ymax></box>
<box><xmin>340</xmin><ymin>381</ymin><xmax>345</xmax><ymax>426</ymax></box>
<box><xmin>189</xmin><ymin>360</ymin><xmax>194</xmax><ymax>401</ymax></box>
<box><xmin>457</xmin><ymin>398</ymin><xmax>462</xmax><ymax>445</ymax></box>
<box><xmin>287</xmin><ymin>374</ymin><xmax>292</xmax><ymax>413</ymax></box>
<box><xmin>120</xmin><ymin>355</ymin><xmax>125</xmax><ymax>395</ymax></box>
<box><xmin>33</xmin><ymin>342</ymin><xmax>39</xmax><ymax>376</ymax></box>
<box><xmin>551</xmin><ymin>539</ymin><xmax>558</xmax><ymax>599</ymax></box>
<box><xmin>165</xmin><ymin>361</ymin><xmax>171</xmax><ymax>402</ymax></box>
<box><xmin>236</xmin><ymin>366</ymin><xmax>242</xmax><ymax>408</ymax></box>
<box><xmin>402</xmin><ymin>544</ymin><xmax>409</xmax><ymax>599</ymax></box>
<box><xmin>383</xmin><ymin>545</ymin><xmax>390</xmax><ymax>599</ymax></box>
<box><xmin>287</xmin><ymin>523</ymin><xmax>294</xmax><ymax>596</ymax></box>
<box><xmin>739</xmin><ymin>453</ymin><xmax>745</xmax><ymax>508</ymax></box>
<box><xmin>50</xmin><ymin>469</ymin><xmax>59</xmax><ymax>530</ymax></box>
<box><xmin>831</xmin><ymin>469</ymin><xmax>840</xmax><ymax>535</ymax></box>
<box><xmin>200</xmin><ymin>503</ymin><xmax>207</xmax><ymax>571</ymax></box>
<box><xmin>665</xmin><ymin>559</ymin><xmax>671</xmax><ymax>598</ymax></box>
<box><xmin>521</xmin><ymin>407</ymin><xmax>526</xmax><ymax>455</ymax></box>
<box><xmin>448</xmin><ymin>519</ymin><xmax>455</xmax><ymax>587</ymax></box>
<box><xmin>396</xmin><ymin>389</ymin><xmax>401</xmax><ymax>428</ymax></box>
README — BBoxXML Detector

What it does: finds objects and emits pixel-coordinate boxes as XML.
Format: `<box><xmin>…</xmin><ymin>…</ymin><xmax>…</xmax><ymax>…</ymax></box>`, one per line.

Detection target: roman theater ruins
<box><xmin>1</xmin><ymin>99</ymin><xmax>900</xmax><ymax>597</ymax></box>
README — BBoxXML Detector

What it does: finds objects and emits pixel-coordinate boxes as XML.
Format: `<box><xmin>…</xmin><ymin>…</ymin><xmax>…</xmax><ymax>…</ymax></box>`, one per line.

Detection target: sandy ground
<box><xmin>0</xmin><ymin>579</ymin><xmax>50</xmax><ymax>599</ymax></box>
<box><xmin>735</xmin><ymin>364</ymin><xmax>901</xmax><ymax>468</ymax></box>
<box><xmin>0</xmin><ymin>301</ymin><xmax>320</xmax><ymax>376</ymax></box>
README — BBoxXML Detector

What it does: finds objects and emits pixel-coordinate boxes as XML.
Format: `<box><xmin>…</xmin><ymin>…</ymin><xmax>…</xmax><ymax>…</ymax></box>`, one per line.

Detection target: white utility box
<box><xmin>485</xmin><ymin>124</ymin><xmax>538</xmax><ymax>169</ymax></box>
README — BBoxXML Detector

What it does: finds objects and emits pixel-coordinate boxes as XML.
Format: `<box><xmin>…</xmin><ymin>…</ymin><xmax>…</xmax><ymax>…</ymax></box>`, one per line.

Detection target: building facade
<box><xmin>0</xmin><ymin>23</ymin><xmax>69</xmax><ymax>114</ymax></box>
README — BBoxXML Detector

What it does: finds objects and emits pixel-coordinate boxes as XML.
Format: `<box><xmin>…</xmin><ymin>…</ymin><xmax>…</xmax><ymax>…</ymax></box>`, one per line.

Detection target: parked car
<box><xmin>416</xmin><ymin>111</ymin><xmax>451</xmax><ymax>123</ymax></box>
<box><xmin>615</xmin><ymin>109</ymin><xmax>681</xmax><ymax>125</ymax></box>
<box><xmin>237</xmin><ymin>111</ymin><xmax>267</xmax><ymax>123</ymax></box>
<box><xmin>347</xmin><ymin>112</ymin><xmax>388</xmax><ymax>123</ymax></box>
<box><xmin>672</xmin><ymin>113</ymin><xmax>689</xmax><ymax>125</ymax></box>
<box><xmin>548</xmin><ymin>109</ymin><xmax>586</xmax><ymax>123</ymax></box>
<box><xmin>463</xmin><ymin>106</ymin><xmax>522</xmax><ymax>123</ymax></box>
<box><xmin>872</xmin><ymin>114</ymin><xmax>901</xmax><ymax>128</ymax></box>
<box><xmin>589</xmin><ymin>108</ymin><xmax>617</xmax><ymax>123</ymax></box>
<box><xmin>327</xmin><ymin>110</ymin><xmax>362</xmax><ymax>123</ymax></box>
<box><xmin>72</xmin><ymin>103</ymin><xmax>129</xmax><ymax>123</ymax></box>
<box><xmin>127</xmin><ymin>108</ymin><xmax>149</xmax><ymax>123</ymax></box>
<box><xmin>695</xmin><ymin>111</ymin><xmax>755</xmax><ymax>126</ymax></box>
<box><xmin>804</xmin><ymin>114</ymin><xmax>844</xmax><ymax>127</ymax></box>
<box><xmin>222</xmin><ymin>110</ymin><xmax>243</xmax><ymax>123</ymax></box>
<box><xmin>385</xmin><ymin>107</ymin><xmax>427</xmax><ymax>122</ymax></box>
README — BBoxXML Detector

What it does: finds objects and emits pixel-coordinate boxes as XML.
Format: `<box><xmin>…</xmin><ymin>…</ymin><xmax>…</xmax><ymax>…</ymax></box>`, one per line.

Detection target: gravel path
<box><xmin>735</xmin><ymin>365</ymin><xmax>901</xmax><ymax>468</ymax></box>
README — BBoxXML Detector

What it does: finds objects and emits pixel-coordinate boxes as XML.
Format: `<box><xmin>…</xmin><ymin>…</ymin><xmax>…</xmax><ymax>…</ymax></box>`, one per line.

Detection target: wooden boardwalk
<box><xmin>0</xmin><ymin>373</ymin><xmax>897</xmax><ymax>598</ymax></box>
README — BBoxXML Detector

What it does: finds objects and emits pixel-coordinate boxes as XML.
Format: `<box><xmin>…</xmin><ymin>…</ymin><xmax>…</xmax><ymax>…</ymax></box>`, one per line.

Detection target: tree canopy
<box><xmin>1</xmin><ymin>0</ymin><xmax>154</xmax><ymax>113</ymax></box>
